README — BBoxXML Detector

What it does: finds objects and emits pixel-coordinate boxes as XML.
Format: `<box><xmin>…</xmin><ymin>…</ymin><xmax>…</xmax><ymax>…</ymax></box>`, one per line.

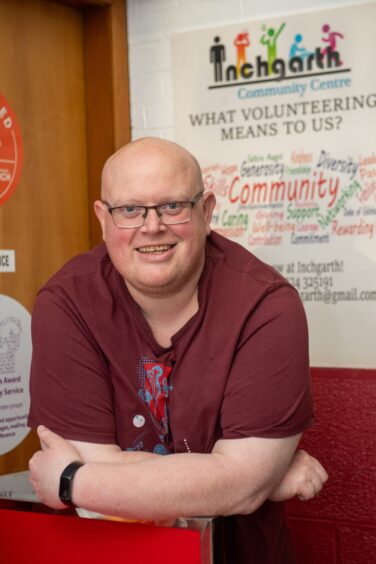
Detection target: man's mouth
<box><xmin>137</xmin><ymin>244</ymin><xmax>175</xmax><ymax>254</ymax></box>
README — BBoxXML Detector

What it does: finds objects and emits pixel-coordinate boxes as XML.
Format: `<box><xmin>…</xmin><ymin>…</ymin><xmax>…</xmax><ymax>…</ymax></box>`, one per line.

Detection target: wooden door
<box><xmin>0</xmin><ymin>0</ymin><xmax>130</xmax><ymax>475</ymax></box>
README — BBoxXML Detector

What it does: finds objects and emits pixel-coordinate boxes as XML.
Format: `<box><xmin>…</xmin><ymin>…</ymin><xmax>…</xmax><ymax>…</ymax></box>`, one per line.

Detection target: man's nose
<box><xmin>140</xmin><ymin>207</ymin><xmax>167</xmax><ymax>233</ymax></box>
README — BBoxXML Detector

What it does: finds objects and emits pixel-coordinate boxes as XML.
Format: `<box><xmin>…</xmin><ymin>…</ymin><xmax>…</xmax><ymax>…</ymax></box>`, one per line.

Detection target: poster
<box><xmin>172</xmin><ymin>2</ymin><xmax>376</xmax><ymax>368</ymax></box>
<box><xmin>0</xmin><ymin>295</ymin><xmax>31</xmax><ymax>456</ymax></box>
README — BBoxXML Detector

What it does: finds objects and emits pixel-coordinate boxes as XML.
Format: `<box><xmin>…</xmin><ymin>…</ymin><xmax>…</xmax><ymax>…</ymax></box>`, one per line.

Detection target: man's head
<box><xmin>94</xmin><ymin>138</ymin><xmax>216</xmax><ymax>298</ymax></box>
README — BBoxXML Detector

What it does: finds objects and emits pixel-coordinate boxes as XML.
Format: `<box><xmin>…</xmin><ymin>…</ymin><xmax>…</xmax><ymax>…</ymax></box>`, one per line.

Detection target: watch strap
<box><xmin>59</xmin><ymin>461</ymin><xmax>84</xmax><ymax>507</ymax></box>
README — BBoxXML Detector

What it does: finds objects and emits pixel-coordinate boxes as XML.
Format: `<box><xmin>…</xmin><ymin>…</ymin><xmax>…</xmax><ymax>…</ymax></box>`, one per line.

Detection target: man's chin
<box><xmin>139</xmin><ymin>277</ymin><xmax>177</xmax><ymax>294</ymax></box>
<box><xmin>125</xmin><ymin>273</ymin><xmax>178</xmax><ymax>296</ymax></box>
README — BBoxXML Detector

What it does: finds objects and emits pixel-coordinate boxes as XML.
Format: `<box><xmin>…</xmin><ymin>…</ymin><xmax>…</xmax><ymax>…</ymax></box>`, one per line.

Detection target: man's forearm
<box><xmin>71</xmin><ymin>451</ymin><xmax>269</xmax><ymax>520</ymax></box>
<box><xmin>71</xmin><ymin>444</ymin><xmax>328</xmax><ymax>509</ymax></box>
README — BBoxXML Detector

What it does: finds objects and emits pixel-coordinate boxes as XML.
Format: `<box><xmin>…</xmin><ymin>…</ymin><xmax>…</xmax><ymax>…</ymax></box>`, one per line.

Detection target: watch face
<box><xmin>59</xmin><ymin>461</ymin><xmax>84</xmax><ymax>506</ymax></box>
<box><xmin>59</xmin><ymin>474</ymin><xmax>73</xmax><ymax>504</ymax></box>
<box><xmin>59</xmin><ymin>482</ymin><xmax>70</xmax><ymax>501</ymax></box>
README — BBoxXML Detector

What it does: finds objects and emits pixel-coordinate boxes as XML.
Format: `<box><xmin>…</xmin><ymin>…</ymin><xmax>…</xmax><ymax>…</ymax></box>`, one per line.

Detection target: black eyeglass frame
<box><xmin>102</xmin><ymin>191</ymin><xmax>205</xmax><ymax>229</ymax></box>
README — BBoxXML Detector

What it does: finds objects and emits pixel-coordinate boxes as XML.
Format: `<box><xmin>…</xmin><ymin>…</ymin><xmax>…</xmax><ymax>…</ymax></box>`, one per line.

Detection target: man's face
<box><xmin>94</xmin><ymin>142</ymin><xmax>215</xmax><ymax>298</ymax></box>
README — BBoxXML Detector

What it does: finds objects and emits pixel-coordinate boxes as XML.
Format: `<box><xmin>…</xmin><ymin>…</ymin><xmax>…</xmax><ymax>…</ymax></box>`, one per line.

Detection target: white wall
<box><xmin>126</xmin><ymin>0</ymin><xmax>367</xmax><ymax>141</ymax></box>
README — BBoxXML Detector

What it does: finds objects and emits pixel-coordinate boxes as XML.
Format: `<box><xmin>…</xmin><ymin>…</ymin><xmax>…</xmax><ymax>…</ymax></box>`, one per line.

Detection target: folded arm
<box><xmin>31</xmin><ymin>426</ymin><xmax>302</xmax><ymax>519</ymax></box>
<box><xmin>70</xmin><ymin>437</ymin><xmax>328</xmax><ymax>504</ymax></box>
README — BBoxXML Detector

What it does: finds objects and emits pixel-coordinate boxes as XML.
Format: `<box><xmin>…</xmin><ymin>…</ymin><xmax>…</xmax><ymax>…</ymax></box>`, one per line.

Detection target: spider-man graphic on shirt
<box><xmin>138</xmin><ymin>357</ymin><xmax>173</xmax><ymax>442</ymax></box>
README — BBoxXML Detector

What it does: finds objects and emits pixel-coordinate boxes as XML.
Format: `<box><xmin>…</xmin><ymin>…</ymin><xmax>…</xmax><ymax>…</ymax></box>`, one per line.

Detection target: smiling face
<box><xmin>94</xmin><ymin>138</ymin><xmax>216</xmax><ymax>299</ymax></box>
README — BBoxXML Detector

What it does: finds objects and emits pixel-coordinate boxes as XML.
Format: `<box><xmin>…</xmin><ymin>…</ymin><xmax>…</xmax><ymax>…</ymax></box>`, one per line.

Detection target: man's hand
<box><xmin>29</xmin><ymin>425</ymin><xmax>83</xmax><ymax>509</ymax></box>
<box><xmin>268</xmin><ymin>449</ymin><xmax>328</xmax><ymax>502</ymax></box>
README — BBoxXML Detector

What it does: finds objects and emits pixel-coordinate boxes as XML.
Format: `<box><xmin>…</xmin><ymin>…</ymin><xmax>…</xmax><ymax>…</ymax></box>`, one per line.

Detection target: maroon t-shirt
<box><xmin>28</xmin><ymin>231</ymin><xmax>313</xmax><ymax>563</ymax></box>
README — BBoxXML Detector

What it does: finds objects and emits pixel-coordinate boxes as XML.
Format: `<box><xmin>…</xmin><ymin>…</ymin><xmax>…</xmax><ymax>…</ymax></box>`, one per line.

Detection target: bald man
<box><xmin>28</xmin><ymin>138</ymin><xmax>327</xmax><ymax>564</ymax></box>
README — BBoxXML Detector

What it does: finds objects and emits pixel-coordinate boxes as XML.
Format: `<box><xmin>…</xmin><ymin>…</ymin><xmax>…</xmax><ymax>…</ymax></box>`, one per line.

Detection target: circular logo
<box><xmin>0</xmin><ymin>295</ymin><xmax>31</xmax><ymax>455</ymax></box>
<box><xmin>0</xmin><ymin>94</ymin><xmax>23</xmax><ymax>206</ymax></box>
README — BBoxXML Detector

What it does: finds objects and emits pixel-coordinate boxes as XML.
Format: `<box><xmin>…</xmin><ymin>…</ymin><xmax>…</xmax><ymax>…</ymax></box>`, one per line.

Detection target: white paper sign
<box><xmin>173</xmin><ymin>2</ymin><xmax>376</xmax><ymax>368</ymax></box>
<box><xmin>0</xmin><ymin>250</ymin><xmax>15</xmax><ymax>273</ymax></box>
<box><xmin>0</xmin><ymin>295</ymin><xmax>31</xmax><ymax>455</ymax></box>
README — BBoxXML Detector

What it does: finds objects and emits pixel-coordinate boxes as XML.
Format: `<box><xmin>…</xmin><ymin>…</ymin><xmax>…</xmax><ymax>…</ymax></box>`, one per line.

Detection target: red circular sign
<box><xmin>0</xmin><ymin>93</ymin><xmax>23</xmax><ymax>205</ymax></box>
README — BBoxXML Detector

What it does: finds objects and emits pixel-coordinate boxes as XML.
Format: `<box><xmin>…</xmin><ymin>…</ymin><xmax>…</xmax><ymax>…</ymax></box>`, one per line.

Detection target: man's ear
<box><xmin>202</xmin><ymin>191</ymin><xmax>216</xmax><ymax>235</ymax></box>
<box><xmin>94</xmin><ymin>201</ymin><xmax>107</xmax><ymax>241</ymax></box>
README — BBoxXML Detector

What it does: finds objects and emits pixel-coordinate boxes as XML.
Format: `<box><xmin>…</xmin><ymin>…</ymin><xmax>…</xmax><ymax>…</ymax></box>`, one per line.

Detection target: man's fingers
<box><xmin>37</xmin><ymin>425</ymin><xmax>62</xmax><ymax>448</ymax></box>
<box><xmin>297</xmin><ymin>470</ymin><xmax>328</xmax><ymax>500</ymax></box>
<box><xmin>37</xmin><ymin>425</ymin><xmax>49</xmax><ymax>450</ymax></box>
<box><xmin>293</xmin><ymin>451</ymin><xmax>329</xmax><ymax>500</ymax></box>
<box><xmin>298</xmin><ymin>450</ymin><xmax>329</xmax><ymax>485</ymax></box>
<box><xmin>308</xmin><ymin>458</ymin><xmax>329</xmax><ymax>487</ymax></box>
<box><xmin>316</xmin><ymin>462</ymin><xmax>329</xmax><ymax>484</ymax></box>
<box><xmin>297</xmin><ymin>480</ymin><xmax>318</xmax><ymax>500</ymax></box>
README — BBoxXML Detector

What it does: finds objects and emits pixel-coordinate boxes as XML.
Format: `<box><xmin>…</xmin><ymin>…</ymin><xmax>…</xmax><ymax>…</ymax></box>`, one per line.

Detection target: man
<box><xmin>28</xmin><ymin>138</ymin><xmax>327</xmax><ymax>563</ymax></box>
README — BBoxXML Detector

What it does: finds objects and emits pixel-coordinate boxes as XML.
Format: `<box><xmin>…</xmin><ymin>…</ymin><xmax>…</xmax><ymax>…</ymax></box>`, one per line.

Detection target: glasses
<box><xmin>103</xmin><ymin>191</ymin><xmax>204</xmax><ymax>229</ymax></box>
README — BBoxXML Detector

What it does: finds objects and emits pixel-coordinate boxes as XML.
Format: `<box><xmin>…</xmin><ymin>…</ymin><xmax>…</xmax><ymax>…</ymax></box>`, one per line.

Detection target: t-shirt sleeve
<box><xmin>27</xmin><ymin>287</ymin><xmax>117</xmax><ymax>444</ymax></box>
<box><xmin>220</xmin><ymin>284</ymin><xmax>313</xmax><ymax>439</ymax></box>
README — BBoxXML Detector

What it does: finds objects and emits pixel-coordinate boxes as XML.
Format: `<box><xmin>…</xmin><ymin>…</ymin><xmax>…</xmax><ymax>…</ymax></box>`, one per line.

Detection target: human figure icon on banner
<box><xmin>289</xmin><ymin>33</ymin><xmax>312</xmax><ymax>60</ymax></box>
<box><xmin>234</xmin><ymin>32</ymin><xmax>250</xmax><ymax>77</ymax></box>
<box><xmin>321</xmin><ymin>23</ymin><xmax>344</xmax><ymax>62</ymax></box>
<box><xmin>260</xmin><ymin>22</ymin><xmax>286</xmax><ymax>74</ymax></box>
<box><xmin>0</xmin><ymin>317</ymin><xmax>22</xmax><ymax>374</ymax></box>
<box><xmin>210</xmin><ymin>36</ymin><xmax>226</xmax><ymax>82</ymax></box>
<box><xmin>322</xmin><ymin>23</ymin><xmax>344</xmax><ymax>51</ymax></box>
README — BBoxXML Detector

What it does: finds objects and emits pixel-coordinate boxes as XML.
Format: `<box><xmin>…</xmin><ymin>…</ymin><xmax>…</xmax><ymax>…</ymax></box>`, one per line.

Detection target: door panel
<box><xmin>0</xmin><ymin>0</ymin><xmax>89</xmax><ymax>311</ymax></box>
<box><xmin>0</xmin><ymin>0</ymin><xmax>130</xmax><ymax>475</ymax></box>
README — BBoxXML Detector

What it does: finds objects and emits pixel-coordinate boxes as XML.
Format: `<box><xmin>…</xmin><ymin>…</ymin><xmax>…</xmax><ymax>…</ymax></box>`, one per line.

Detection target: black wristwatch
<box><xmin>59</xmin><ymin>461</ymin><xmax>84</xmax><ymax>506</ymax></box>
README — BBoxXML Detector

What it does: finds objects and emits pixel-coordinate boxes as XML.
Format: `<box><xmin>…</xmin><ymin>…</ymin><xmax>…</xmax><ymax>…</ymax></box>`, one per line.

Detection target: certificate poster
<box><xmin>0</xmin><ymin>295</ymin><xmax>31</xmax><ymax>457</ymax></box>
<box><xmin>172</xmin><ymin>2</ymin><xmax>376</xmax><ymax>368</ymax></box>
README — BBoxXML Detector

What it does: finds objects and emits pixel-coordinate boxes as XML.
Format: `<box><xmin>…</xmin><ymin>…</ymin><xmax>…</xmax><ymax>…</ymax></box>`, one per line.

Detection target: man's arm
<box><xmin>68</xmin><ymin>440</ymin><xmax>157</xmax><ymax>464</ymax></box>
<box><xmin>30</xmin><ymin>426</ymin><xmax>327</xmax><ymax>520</ymax></box>
<box><xmin>68</xmin><ymin>439</ymin><xmax>328</xmax><ymax>503</ymax></box>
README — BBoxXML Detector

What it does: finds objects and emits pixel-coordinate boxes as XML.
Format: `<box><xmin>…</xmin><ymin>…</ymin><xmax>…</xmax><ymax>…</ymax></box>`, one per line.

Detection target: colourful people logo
<box><xmin>322</xmin><ymin>23</ymin><xmax>344</xmax><ymax>64</ymax></box>
<box><xmin>209</xmin><ymin>21</ymin><xmax>344</xmax><ymax>84</ymax></box>
<box><xmin>260</xmin><ymin>22</ymin><xmax>286</xmax><ymax>74</ymax></box>
<box><xmin>210</xmin><ymin>36</ymin><xmax>226</xmax><ymax>82</ymax></box>
<box><xmin>322</xmin><ymin>23</ymin><xmax>344</xmax><ymax>53</ymax></box>
<box><xmin>289</xmin><ymin>33</ymin><xmax>312</xmax><ymax>60</ymax></box>
<box><xmin>234</xmin><ymin>32</ymin><xmax>250</xmax><ymax>77</ymax></box>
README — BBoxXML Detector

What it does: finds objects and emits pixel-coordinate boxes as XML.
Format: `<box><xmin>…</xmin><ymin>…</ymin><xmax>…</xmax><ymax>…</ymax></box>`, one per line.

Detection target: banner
<box><xmin>172</xmin><ymin>2</ymin><xmax>376</xmax><ymax>368</ymax></box>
